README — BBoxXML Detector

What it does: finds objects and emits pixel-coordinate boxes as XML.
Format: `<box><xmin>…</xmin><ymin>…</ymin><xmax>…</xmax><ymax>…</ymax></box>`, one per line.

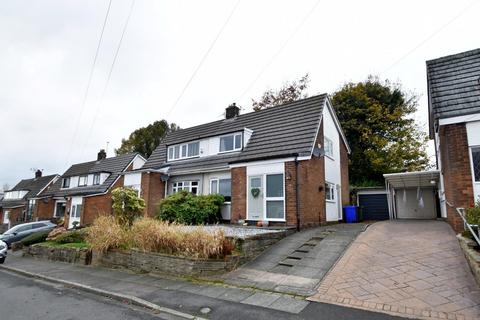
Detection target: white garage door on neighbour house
<box><xmin>395</xmin><ymin>188</ymin><xmax>437</xmax><ymax>219</ymax></box>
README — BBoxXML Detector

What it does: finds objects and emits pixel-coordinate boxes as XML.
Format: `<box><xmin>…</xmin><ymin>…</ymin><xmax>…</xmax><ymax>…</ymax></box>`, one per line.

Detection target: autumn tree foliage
<box><xmin>252</xmin><ymin>74</ymin><xmax>309</xmax><ymax>111</ymax></box>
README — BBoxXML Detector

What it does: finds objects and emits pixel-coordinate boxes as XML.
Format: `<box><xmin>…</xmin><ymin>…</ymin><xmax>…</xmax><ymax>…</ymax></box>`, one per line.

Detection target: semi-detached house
<box><xmin>39</xmin><ymin>150</ymin><xmax>146</xmax><ymax>228</ymax></box>
<box><xmin>138</xmin><ymin>94</ymin><xmax>351</xmax><ymax>228</ymax></box>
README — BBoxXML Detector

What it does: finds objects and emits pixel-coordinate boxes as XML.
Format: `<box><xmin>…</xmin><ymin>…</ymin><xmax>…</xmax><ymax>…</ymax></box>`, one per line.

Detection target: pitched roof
<box><xmin>0</xmin><ymin>174</ymin><xmax>58</xmax><ymax>208</ymax></box>
<box><xmin>427</xmin><ymin>48</ymin><xmax>480</xmax><ymax>136</ymax></box>
<box><xmin>41</xmin><ymin>153</ymin><xmax>139</xmax><ymax>198</ymax></box>
<box><xmin>143</xmin><ymin>94</ymin><xmax>327</xmax><ymax>174</ymax></box>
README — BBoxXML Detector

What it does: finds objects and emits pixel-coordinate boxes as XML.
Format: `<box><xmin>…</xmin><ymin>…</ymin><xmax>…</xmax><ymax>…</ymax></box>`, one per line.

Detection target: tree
<box><xmin>332</xmin><ymin>76</ymin><xmax>429</xmax><ymax>186</ymax></box>
<box><xmin>252</xmin><ymin>74</ymin><xmax>309</xmax><ymax>111</ymax></box>
<box><xmin>116</xmin><ymin>120</ymin><xmax>179</xmax><ymax>158</ymax></box>
<box><xmin>111</xmin><ymin>187</ymin><xmax>146</xmax><ymax>227</ymax></box>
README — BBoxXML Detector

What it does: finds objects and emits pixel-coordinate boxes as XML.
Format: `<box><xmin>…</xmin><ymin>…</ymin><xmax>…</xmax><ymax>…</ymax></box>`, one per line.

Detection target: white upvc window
<box><xmin>168</xmin><ymin>141</ymin><xmax>200</xmax><ymax>161</ymax></box>
<box><xmin>172</xmin><ymin>181</ymin><xmax>199</xmax><ymax>195</ymax></box>
<box><xmin>325</xmin><ymin>182</ymin><xmax>335</xmax><ymax>202</ymax></box>
<box><xmin>265</xmin><ymin>173</ymin><xmax>285</xmax><ymax>220</ymax></box>
<box><xmin>219</xmin><ymin>133</ymin><xmax>242</xmax><ymax>153</ymax></box>
<box><xmin>78</xmin><ymin>175</ymin><xmax>88</xmax><ymax>187</ymax></box>
<box><xmin>210</xmin><ymin>178</ymin><xmax>232</xmax><ymax>202</ymax></box>
<box><xmin>471</xmin><ymin>146</ymin><xmax>480</xmax><ymax>182</ymax></box>
<box><xmin>62</xmin><ymin>178</ymin><xmax>70</xmax><ymax>188</ymax></box>
<box><xmin>324</xmin><ymin>137</ymin><xmax>334</xmax><ymax>158</ymax></box>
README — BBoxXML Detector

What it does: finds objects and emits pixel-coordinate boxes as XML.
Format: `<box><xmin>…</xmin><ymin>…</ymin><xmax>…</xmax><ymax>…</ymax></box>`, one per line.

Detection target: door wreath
<box><xmin>251</xmin><ymin>188</ymin><xmax>260</xmax><ymax>198</ymax></box>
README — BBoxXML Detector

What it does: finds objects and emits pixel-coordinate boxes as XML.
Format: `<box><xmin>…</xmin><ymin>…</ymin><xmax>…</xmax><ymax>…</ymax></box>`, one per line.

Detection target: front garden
<box><xmin>19</xmin><ymin>187</ymin><xmax>289</xmax><ymax>276</ymax></box>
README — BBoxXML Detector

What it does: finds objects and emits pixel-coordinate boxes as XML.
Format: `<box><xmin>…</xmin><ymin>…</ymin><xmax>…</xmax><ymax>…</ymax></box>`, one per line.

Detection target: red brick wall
<box><xmin>82</xmin><ymin>176</ymin><xmax>124</xmax><ymax>226</ymax></box>
<box><xmin>285</xmin><ymin>162</ymin><xmax>298</xmax><ymax>226</ymax></box>
<box><xmin>439</xmin><ymin>123</ymin><xmax>475</xmax><ymax>232</ymax></box>
<box><xmin>33</xmin><ymin>198</ymin><xmax>55</xmax><ymax>221</ymax></box>
<box><xmin>340</xmin><ymin>140</ymin><xmax>350</xmax><ymax>208</ymax></box>
<box><xmin>141</xmin><ymin>172</ymin><xmax>165</xmax><ymax>217</ymax></box>
<box><xmin>7</xmin><ymin>206</ymin><xmax>25</xmax><ymax>226</ymax></box>
<box><xmin>231</xmin><ymin>167</ymin><xmax>246</xmax><ymax>223</ymax></box>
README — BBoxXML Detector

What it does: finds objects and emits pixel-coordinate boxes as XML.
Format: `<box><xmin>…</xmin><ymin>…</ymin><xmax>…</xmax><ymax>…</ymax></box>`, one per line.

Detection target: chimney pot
<box><xmin>225</xmin><ymin>103</ymin><xmax>240</xmax><ymax>119</ymax></box>
<box><xmin>97</xmin><ymin>149</ymin><xmax>107</xmax><ymax>160</ymax></box>
<box><xmin>35</xmin><ymin>169</ymin><xmax>42</xmax><ymax>178</ymax></box>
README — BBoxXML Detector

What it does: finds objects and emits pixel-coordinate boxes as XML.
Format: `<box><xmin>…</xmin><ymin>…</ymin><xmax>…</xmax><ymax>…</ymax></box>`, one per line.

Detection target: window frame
<box><xmin>209</xmin><ymin>178</ymin><xmax>231</xmax><ymax>202</ymax></box>
<box><xmin>172</xmin><ymin>180</ymin><xmax>199</xmax><ymax>195</ymax></box>
<box><xmin>62</xmin><ymin>177</ymin><xmax>70</xmax><ymax>189</ymax></box>
<box><xmin>325</xmin><ymin>182</ymin><xmax>335</xmax><ymax>202</ymax></box>
<box><xmin>324</xmin><ymin>136</ymin><xmax>334</xmax><ymax>159</ymax></box>
<box><xmin>78</xmin><ymin>175</ymin><xmax>88</xmax><ymax>187</ymax></box>
<box><xmin>93</xmin><ymin>173</ymin><xmax>101</xmax><ymax>185</ymax></box>
<box><xmin>167</xmin><ymin>141</ymin><xmax>200</xmax><ymax>161</ymax></box>
<box><xmin>264</xmin><ymin>173</ymin><xmax>285</xmax><ymax>221</ymax></box>
<box><xmin>470</xmin><ymin>146</ymin><xmax>480</xmax><ymax>183</ymax></box>
<box><xmin>219</xmin><ymin>133</ymin><xmax>243</xmax><ymax>153</ymax></box>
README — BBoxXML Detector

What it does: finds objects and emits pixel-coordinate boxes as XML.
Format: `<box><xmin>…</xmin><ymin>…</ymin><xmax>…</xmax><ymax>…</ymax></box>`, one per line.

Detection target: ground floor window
<box><xmin>172</xmin><ymin>181</ymin><xmax>199</xmax><ymax>195</ymax></box>
<box><xmin>210</xmin><ymin>178</ymin><xmax>232</xmax><ymax>202</ymax></box>
<box><xmin>71</xmin><ymin>204</ymin><xmax>82</xmax><ymax>218</ymax></box>
<box><xmin>54</xmin><ymin>201</ymin><xmax>66</xmax><ymax>218</ymax></box>
<box><xmin>26</xmin><ymin>200</ymin><xmax>36</xmax><ymax>221</ymax></box>
<box><xmin>265</xmin><ymin>173</ymin><xmax>285</xmax><ymax>220</ymax></box>
<box><xmin>472</xmin><ymin>146</ymin><xmax>480</xmax><ymax>182</ymax></box>
<box><xmin>325</xmin><ymin>182</ymin><xmax>335</xmax><ymax>201</ymax></box>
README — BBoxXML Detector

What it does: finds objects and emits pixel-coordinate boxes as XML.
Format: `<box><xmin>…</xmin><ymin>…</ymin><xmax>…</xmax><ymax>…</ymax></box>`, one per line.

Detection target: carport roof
<box><xmin>383</xmin><ymin>170</ymin><xmax>440</xmax><ymax>188</ymax></box>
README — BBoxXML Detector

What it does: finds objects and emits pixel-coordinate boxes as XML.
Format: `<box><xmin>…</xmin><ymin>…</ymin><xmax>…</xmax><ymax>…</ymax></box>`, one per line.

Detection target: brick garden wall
<box><xmin>439</xmin><ymin>123</ymin><xmax>475</xmax><ymax>232</ymax></box>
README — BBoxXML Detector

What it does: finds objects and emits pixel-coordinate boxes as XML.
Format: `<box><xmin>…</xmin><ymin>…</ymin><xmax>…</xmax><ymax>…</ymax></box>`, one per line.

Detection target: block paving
<box><xmin>309</xmin><ymin>220</ymin><xmax>480</xmax><ymax>320</ymax></box>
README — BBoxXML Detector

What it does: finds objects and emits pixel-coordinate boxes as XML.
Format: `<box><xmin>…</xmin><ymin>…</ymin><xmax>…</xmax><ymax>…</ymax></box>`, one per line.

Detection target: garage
<box><xmin>384</xmin><ymin>171</ymin><xmax>440</xmax><ymax>220</ymax></box>
<box><xmin>357</xmin><ymin>189</ymin><xmax>389</xmax><ymax>220</ymax></box>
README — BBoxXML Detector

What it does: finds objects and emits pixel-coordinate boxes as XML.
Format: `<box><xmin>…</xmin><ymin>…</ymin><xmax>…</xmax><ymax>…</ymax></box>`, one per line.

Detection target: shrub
<box><xmin>131</xmin><ymin>218</ymin><xmax>234</xmax><ymax>259</ymax></box>
<box><xmin>156</xmin><ymin>191</ymin><xmax>224</xmax><ymax>225</ymax></box>
<box><xmin>86</xmin><ymin>216</ymin><xmax>130</xmax><ymax>253</ymax></box>
<box><xmin>465</xmin><ymin>201</ymin><xmax>480</xmax><ymax>225</ymax></box>
<box><xmin>54</xmin><ymin>229</ymin><xmax>88</xmax><ymax>244</ymax></box>
<box><xmin>112</xmin><ymin>187</ymin><xmax>146</xmax><ymax>227</ymax></box>
<box><xmin>47</xmin><ymin>227</ymin><xmax>67</xmax><ymax>241</ymax></box>
<box><xmin>20</xmin><ymin>230</ymin><xmax>50</xmax><ymax>246</ymax></box>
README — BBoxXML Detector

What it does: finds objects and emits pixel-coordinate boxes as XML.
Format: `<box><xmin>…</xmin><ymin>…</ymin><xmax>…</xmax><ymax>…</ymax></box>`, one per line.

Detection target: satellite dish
<box><xmin>160</xmin><ymin>174</ymin><xmax>169</xmax><ymax>182</ymax></box>
<box><xmin>312</xmin><ymin>147</ymin><xmax>325</xmax><ymax>158</ymax></box>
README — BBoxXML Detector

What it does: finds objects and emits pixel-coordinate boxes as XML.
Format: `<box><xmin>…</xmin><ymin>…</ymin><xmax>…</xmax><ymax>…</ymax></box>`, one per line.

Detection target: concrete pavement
<box><xmin>309</xmin><ymin>221</ymin><xmax>480</xmax><ymax>320</ymax></box>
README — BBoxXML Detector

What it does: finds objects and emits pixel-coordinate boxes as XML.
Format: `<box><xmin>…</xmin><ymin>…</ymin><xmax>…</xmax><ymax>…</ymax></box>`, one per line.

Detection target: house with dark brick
<box><xmin>139</xmin><ymin>94</ymin><xmax>350</xmax><ymax>228</ymax></box>
<box><xmin>427</xmin><ymin>48</ymin><xmax>480</xmax><ymax>232</ymax></box>
<box><xmin>39</xmin><ymin>150</ymin><xmax>146</xmax><ymax>229</ymax></box>
<box><xmin>0</xmin><ymin>170</ymin><xmax>59</xmax><ymax>228</ymax></box>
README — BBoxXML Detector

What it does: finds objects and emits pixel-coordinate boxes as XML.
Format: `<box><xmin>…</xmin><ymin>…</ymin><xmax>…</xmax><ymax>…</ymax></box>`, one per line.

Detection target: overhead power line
<box><xmin>164</xmin><ymin>0</ymin><xmax>241</xmax><ymax>120</ymax></box>
<box><xmin>382</xmin><ymin>0</ymin><xmax>479</xmax><ymax>74</ymax></box>
<box><xmin>238</xmin><ymin>0</ymin><xmax>322</xmax><ymax>101</ymax></box>
<box><xmin>64</xmin><ymin>0</ymin><xmax>113</xmax><ymax>166</ymax></box>
<box><xmin>81</xmin><ymin>0</ymin><xmax>136</xmax><ymax>158</ymax></box>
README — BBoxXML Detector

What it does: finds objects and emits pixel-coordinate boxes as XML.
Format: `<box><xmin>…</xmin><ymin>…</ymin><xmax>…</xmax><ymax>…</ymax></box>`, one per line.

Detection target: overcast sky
<box><xmin>1</xmin><ymin>0</ymin><xmax>479</xmax><ymax>189</ymax></box>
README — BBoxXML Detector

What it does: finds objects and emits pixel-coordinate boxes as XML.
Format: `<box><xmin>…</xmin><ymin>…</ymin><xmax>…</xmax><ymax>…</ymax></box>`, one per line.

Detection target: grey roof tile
<box><xmin>143</xmin><ymin>94</ymin><xmax>326</xmax><ymax>173</ymax></box>
<box><xmin>427</xmin><ymin>48</ymin><xmax>480</xmax><ymax>135</ymax></box>
<box><xmin>0</xmin><ymin>174</ymin><xmax>58</xmax><ymax>208</ymax></box>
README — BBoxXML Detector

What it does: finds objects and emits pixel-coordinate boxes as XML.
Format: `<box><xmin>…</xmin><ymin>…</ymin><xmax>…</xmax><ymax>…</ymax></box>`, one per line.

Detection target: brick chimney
<box><xmin>35</xmin><ymin>169</ymin><xmax>42</xmax><ymax>178</ymax></box>
<box><xmin>97</xmin><ymin>149</ymin><xmax>107</xmax><ymax>160</ymax></box>
<box><xmin>225</xmin><ymin>103</ymin><xmax>240</xmax><ymax>119</ymax></box>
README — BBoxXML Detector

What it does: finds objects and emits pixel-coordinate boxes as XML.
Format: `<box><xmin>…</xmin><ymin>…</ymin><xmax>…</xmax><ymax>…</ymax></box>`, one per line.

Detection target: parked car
<box><xmin>0</xmin><ymin>221</ymin><xmax>56</xmax><ymax>248</ymax></box>
<box><xmin>0</xmin><ymin>240</ymin><xmax>6</xmax><ymax>264</ymax></box>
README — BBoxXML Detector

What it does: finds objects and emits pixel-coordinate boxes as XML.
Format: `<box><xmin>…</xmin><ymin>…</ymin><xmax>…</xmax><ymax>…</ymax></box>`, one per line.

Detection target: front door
<box><xmin>68</xmin><ymin>203</ymin><xmax>82</xmax><ymax>229</ymax></box>
<box><xmin>247</xmin><ymin>176</ymin><xmax>263</xmax><ymax>220</ymax></box>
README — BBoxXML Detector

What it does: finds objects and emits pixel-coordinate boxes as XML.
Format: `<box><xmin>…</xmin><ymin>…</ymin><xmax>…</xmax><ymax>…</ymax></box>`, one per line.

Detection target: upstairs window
<box><xmin>93</xmin><ymin>173</ymin><xmax>101</xmax><ymax>185</ymax></box>
<box><xmin>62</xmin><ymin>178</ymin><xmax>70</xmax><ymax>188</ymax></box>
<box><xmin>219</xmin><ymin>133</ymin><xmax>242</xmax><ymax>153</ymax></box>
<box><xmin>472</xmin><ymin>147</ymin><xmax>480</xmax><ymax>182</ymax></box>
<box><xmin>78</xmin><ymin>175</ymin><xmax>88</xmax><ymax>187</ymax></box>
<box><xmin>324</xmin><ymin>137</ymin><xmax>334</xmax><ymax>158</ymax></box>
<box><xmin>168</xmin><ymin>142</ymin><xmax>200</xmax><ymax>161</ymax></box>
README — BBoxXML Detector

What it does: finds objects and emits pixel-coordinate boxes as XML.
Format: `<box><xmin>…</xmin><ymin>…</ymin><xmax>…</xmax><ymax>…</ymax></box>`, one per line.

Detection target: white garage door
<box><xmin>395</xmin><ymin>188</ymin><xmax>437</xmax><ymax>219</ymax></box>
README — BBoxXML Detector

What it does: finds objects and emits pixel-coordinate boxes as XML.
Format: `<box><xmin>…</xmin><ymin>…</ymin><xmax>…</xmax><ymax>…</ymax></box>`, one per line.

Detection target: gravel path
<box><xmin>182</xmin><ymin>225</ymin><xmax>285</xmax><ymax>239</ymax></box>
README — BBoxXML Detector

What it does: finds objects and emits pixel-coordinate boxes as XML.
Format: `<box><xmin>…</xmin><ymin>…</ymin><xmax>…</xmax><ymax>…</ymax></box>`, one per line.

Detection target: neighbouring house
<box><xmin>139</xmin><ymin>94</ymin><xmax>350</xmax><ymax>228</ymax></box>
<box><xmin>427</xmin><ymin>48</ymin><xmax>480</xmax><ymax>232</ymax></box>
<box><xmin>0</xmin><ymin>170</ymin><xmax>59</xmax><ymax>229</ymax></box>
<box><xmin>39</xmin><ymin>150</ymin><xmax>146</xmax><ymax>229</ymax></box>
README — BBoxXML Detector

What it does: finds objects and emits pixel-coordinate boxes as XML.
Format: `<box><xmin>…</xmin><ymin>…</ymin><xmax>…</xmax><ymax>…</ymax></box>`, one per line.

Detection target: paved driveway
<box><xmin>309</xmin><ymin>220</ymin><xmax>480</xmax><ymax>320</ymax></box>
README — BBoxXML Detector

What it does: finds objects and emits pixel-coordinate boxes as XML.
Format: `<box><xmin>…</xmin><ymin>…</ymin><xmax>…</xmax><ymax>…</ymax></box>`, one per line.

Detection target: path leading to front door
<box><xmin>309</xmin><ymin>220</ymin><xmax>480</xmax><ymax>320</ymax></box>
<box><xmin>224</xmin><ymin>224</ymin><xmax>367</xmax><ymax>296</ymax></box>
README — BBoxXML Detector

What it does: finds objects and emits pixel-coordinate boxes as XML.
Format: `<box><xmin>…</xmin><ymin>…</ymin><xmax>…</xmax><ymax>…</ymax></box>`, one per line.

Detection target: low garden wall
<box><xmin>232</xmin><ymin>228</ymin><xmax>295</xmax><ymax>259</ymax></box>
<box><xmin>457</xmin><ymin>235</ymin><xmax>480</xmax><ymax>287</ymax></box>
<box><xmin>92</xmin><ymin>249</ymin><xmax>241</xmax><ymax>277</ymax></box>
<box><xmin>23</xmin><ymin>244</ymin><xmax>92</xmax><ymax>265</ymax></box>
